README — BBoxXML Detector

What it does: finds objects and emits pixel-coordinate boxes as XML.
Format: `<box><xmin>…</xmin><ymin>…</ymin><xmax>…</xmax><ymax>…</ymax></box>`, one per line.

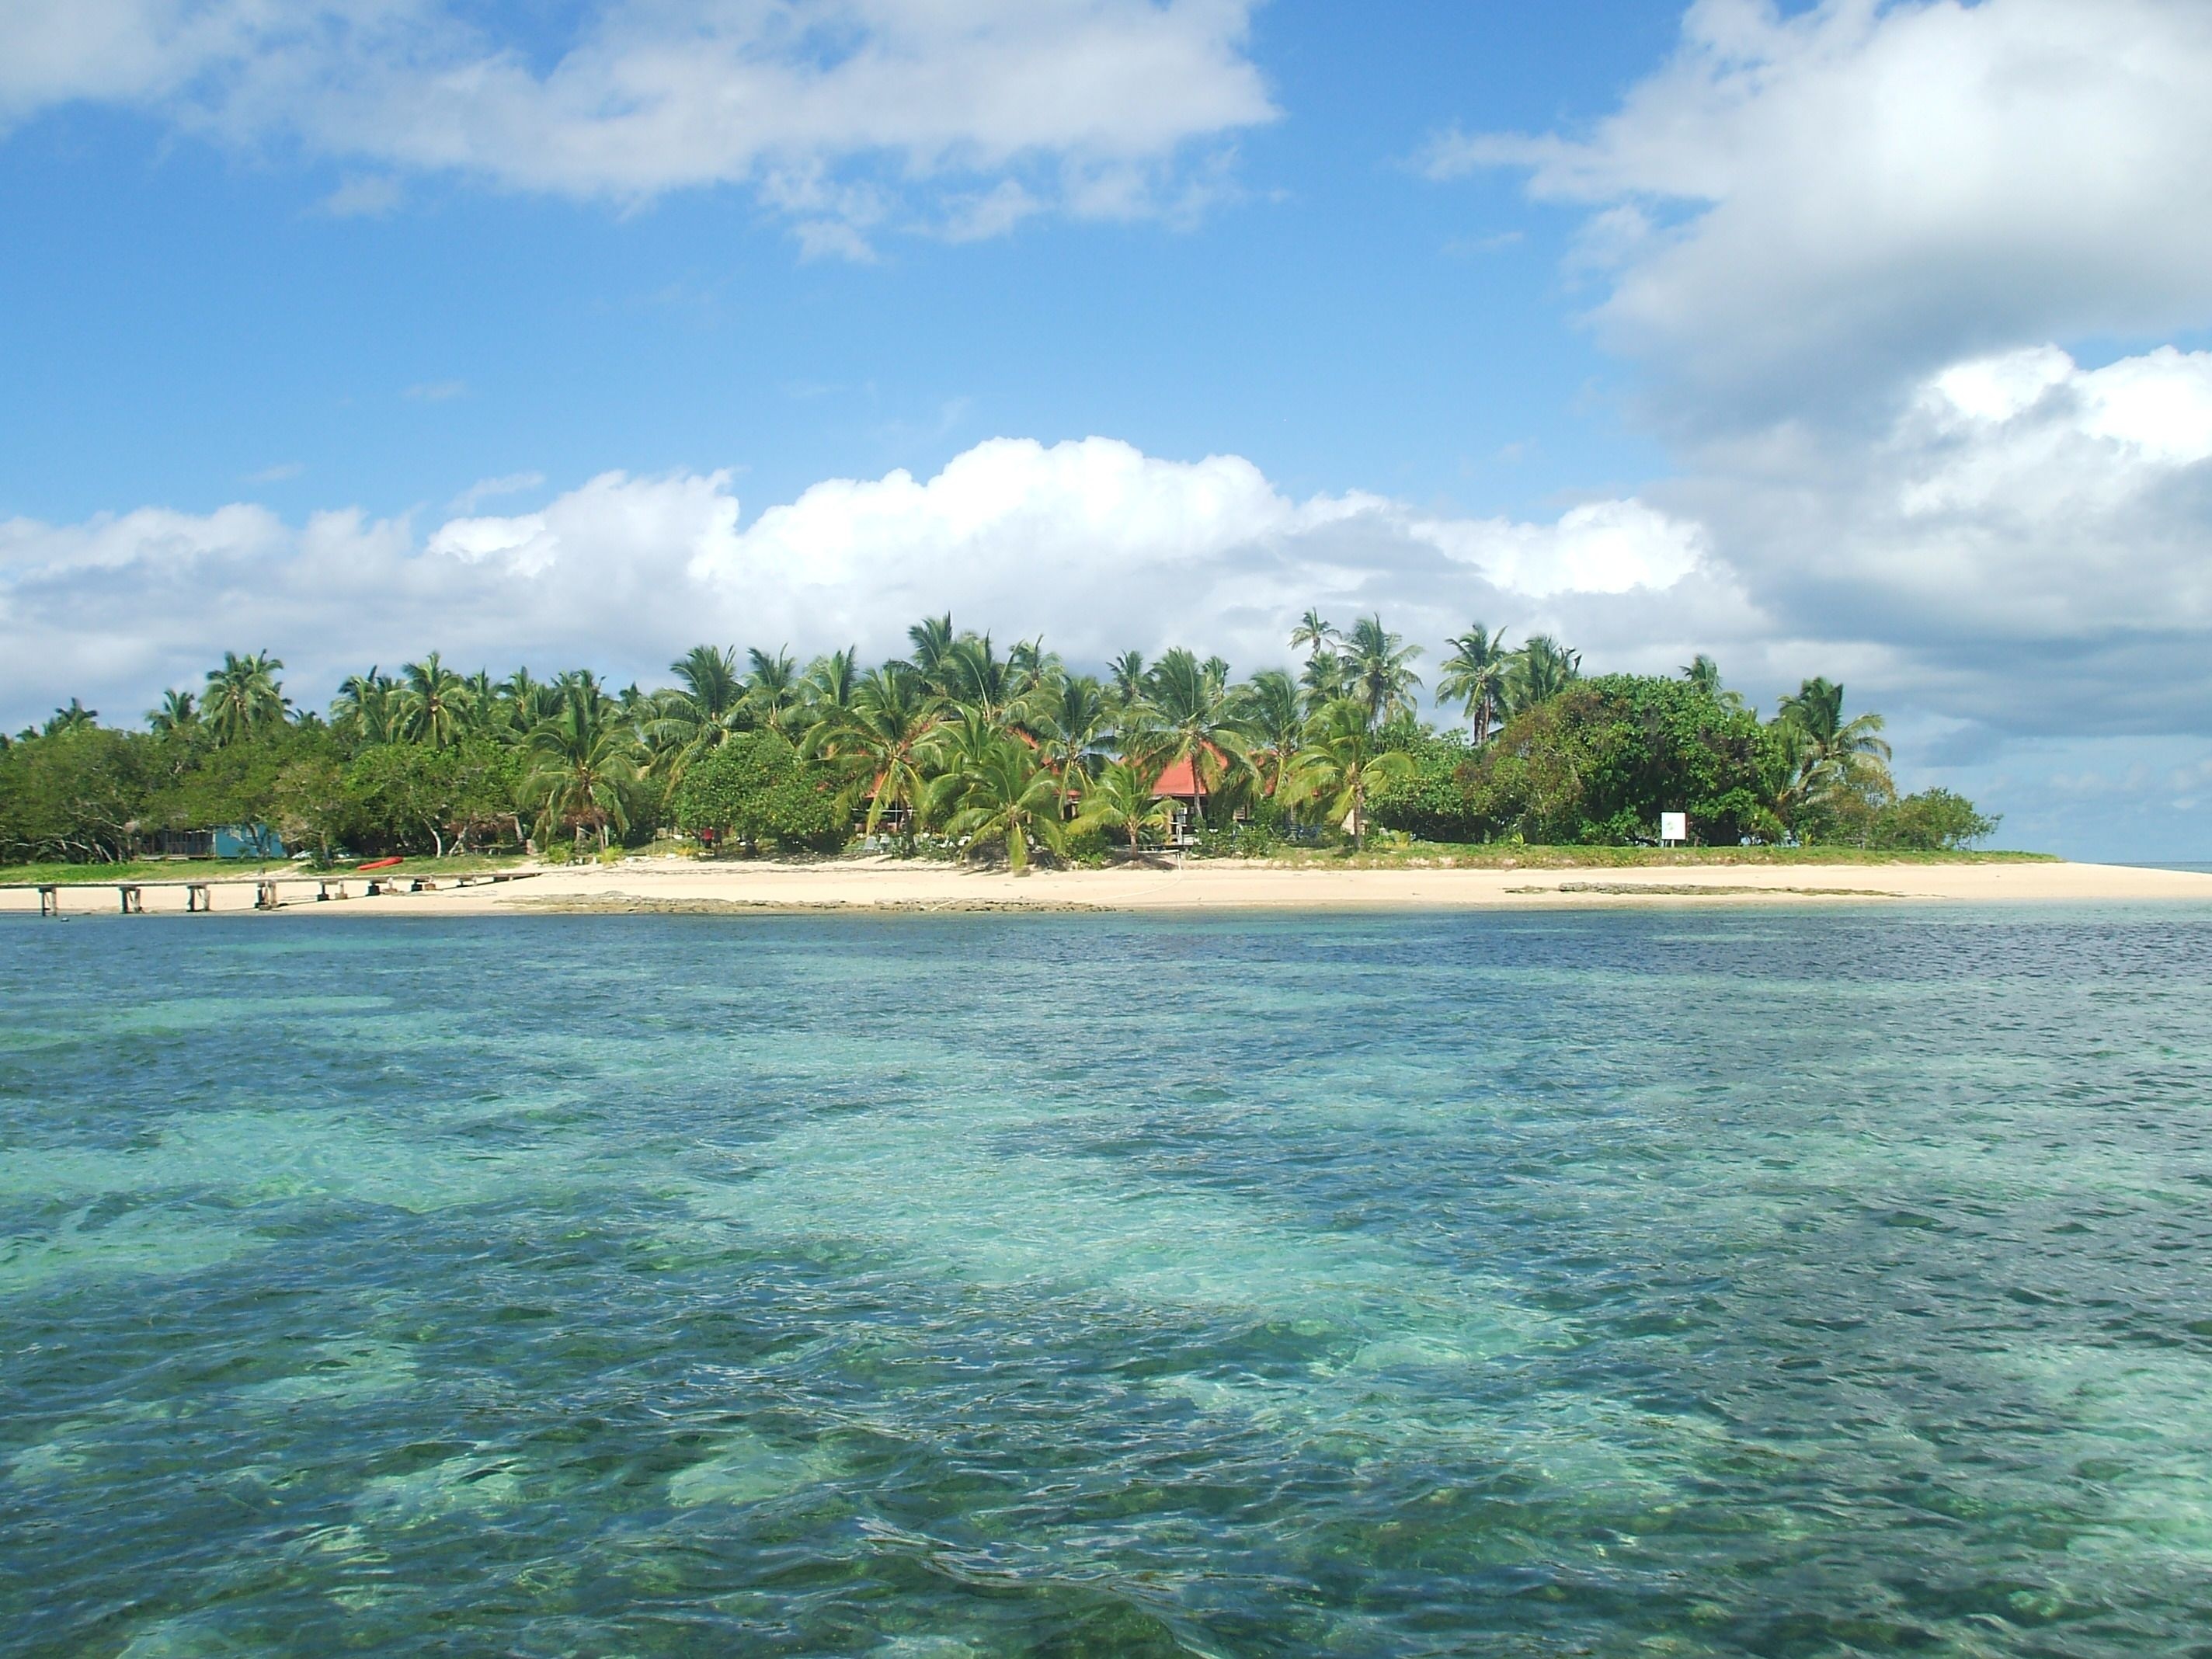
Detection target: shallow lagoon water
<box><xmin>4</xmin><ymin>906</ymin><xmax>2212</xmax><ymax>1656</ymax></box>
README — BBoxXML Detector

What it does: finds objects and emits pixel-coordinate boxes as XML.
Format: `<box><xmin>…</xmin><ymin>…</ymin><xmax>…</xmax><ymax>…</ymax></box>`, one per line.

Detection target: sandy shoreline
<box><xmin>6</xmin><ymin>855</ymin><xmax>2211</xmax><ymax>917</ymax></box>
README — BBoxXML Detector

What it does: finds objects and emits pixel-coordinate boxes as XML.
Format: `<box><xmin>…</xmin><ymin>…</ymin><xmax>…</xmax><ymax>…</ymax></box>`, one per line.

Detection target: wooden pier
<box><xmin>5</xmin><ymin>870</ymin><xmax>538</xmax><ymax>916</ymax></box>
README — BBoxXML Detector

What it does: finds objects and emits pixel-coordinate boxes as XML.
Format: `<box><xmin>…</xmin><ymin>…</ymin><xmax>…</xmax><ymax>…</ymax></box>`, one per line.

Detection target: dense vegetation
<box><xmin>0</xmin><ymin>617</ymin><xmax>1997</xmax><ymax>868</ymax></box>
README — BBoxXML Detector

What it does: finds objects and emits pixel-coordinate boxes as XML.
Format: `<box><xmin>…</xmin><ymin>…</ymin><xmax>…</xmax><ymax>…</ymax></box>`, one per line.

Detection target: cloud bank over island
<box><xmin>0</xmin><ymin>436</ymin><xmax>1720</xmax><ymax>725</ymax></box>
<box><xmin>1414</xmin><ymin>0</ymin><xmax>2212</xmax><ymax>847</ymax></box>
<box><xmin>7</xmin><ymin>338</ymin><xmax>2210</xmax><ymax>760</ymax></box>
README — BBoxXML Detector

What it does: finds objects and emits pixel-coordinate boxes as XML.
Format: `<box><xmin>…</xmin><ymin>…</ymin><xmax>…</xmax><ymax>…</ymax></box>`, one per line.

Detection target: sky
<box><xmin>2</xmin><ymin>0</ymin><xmax>2210</xmax><ymax>861</ymax></box>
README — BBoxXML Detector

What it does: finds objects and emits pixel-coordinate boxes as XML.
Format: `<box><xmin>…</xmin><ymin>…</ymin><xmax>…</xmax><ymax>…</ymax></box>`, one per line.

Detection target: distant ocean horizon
<box><xmin>6</xmin><ymin>906</ymin><xmax>2212</xmax><ymax>1654</ymax></box>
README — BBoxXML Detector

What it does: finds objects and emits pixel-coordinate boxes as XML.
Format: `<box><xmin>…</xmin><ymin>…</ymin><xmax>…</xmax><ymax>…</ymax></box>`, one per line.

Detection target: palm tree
<box><xmin>671</xmin><ymin>646</ymin><xmax>744</xmax><ymax>714</ymax></box>
<box><xmin>332</xmin><ymin>669</ymin><xmax>395</xmax><ymax>744</ymax></box>
<box><xmin>1007</xmin><ymin>636</ymin><xmax>1059</xmax><ymax>697</ymax></box>
<box><xmin>1284</xmin><ymin>698</ymin><xmax>1418</xmax><ymax>852</ymax></box>
<box><xmin>746</xmin><ymin>647</ymin><xmax>802</xmax><ymax>734</ymax></box>
<box><xmin>805</xmin><ymin>648</ymin><xmax>861</xmax><ymax>722</ymax></box>
<box><xmin>1776</xmin><ymin>677</ymin><xmax>1893</xmax><ymax>819</ymax></box>
<box><xmin>1343</xmin><ymin>614</ymin><xmax>1423</xmax><ymax>729</ymax></box>
<box><xmin>942</xmin><ymin>736</ymin><xmax>1069</xmax><ymax>873</ymax></box>
<box><xmin>203</xmin><ymin>651</ymin><xmax>288</xmax><ymax>746</ymax></box>
<box><xmin>1032</xmin><ymin>672</ymin><xmax>1115</xmax><ymax>810</ymax></box>
<box><xmin>1106</xmin><ymin>649</ymin><xmax>1149</xmax><ymax>709</ymax></box>
<box><xmin>1682</xmin><ymin>653</ymin><xmax>1747</xmax><ymax>711</ymax></box>
<box><xmin>556</xmin><ymin>667</ymin><xmax>607</xmax><ymax>704</ymax></box>
<box><xmin>649</xmin><ymin>645</ymin><xmax>749</xmax><ymax>781</ymax></box>
<box><xmin>522</xmin><ymin>686</ymin><xmax>645</xmax><ymax>851</ymax></box>
<box><xmin>805</xmin><ymin>666</ymin><xmax>938</xmax><ymax>850</ymax></box>
<box><xmin>1299</xmin><ymin>649</ymin><xmax>1352</xmax><ymax>715</ymax></box>
<box><xmin>1504</xmin><ymin>635</ymin><xmax>1581</xmax><ymax>715</ymax></box>
<box><xmin>494</xmin><ymin>668</ymin><xmax>558</xmax><ymax>735</ymax></box>
<box><xmin>903</xmin><ymin>614</ymin><xmax>958</xmax><ymax>694</ymax></box>
<box><xmin>1231</xmin><ymin>668</ymin><xmax>1305</xmax><ymax>799</ymax></box>
<box><xmin>1073</xmin><ymin>760</ymin><xmax>1174</xmax><ymax>854</ymax></box>
<box><xmin>147</xmin><ymin>689</ymin><xmax>198</xmax><ymax>736</ymax></box>
<box><xmin>920</xmin><ymin>704</ymin><xmax>1006</xmax><ymax>782</ymax></box>
<box><xmin>937</xmin><ymin>634</ymin><xmax>1032</xmax><ymax>725</ymax></box>
<box><xmin>1145</xmin><ymin>647</ymin><xmax>1254</xmax><ymax>832</ymax></box>
<box><xmin>399</xmin><ymin>652</ymin><xmax>473</xmax><ymax>747</ymax></box>
<box><xmin>462</xmin><ymin>670</ymin><xmax>498</xmax><ymax>732</ymax></box>
<box><xmin>43</xmin><ymin>699</ymin><xmax>97</xmax><ymax>736</ymax></box>
<box><xmin>1290</xmin><ymin>609</ymin><xmax>1337</xmax><ymax>661</ymax></box>
<box><xmin>1438</xmin><ymin>623</ymin><xmax>1511</xmax><ymax>743</ymax></box>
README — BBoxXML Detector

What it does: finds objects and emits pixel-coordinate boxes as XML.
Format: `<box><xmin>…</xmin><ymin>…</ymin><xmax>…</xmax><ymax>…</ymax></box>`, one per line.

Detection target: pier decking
<box><xmin>2</xmin><ymin>869</ymin><xmax>539</xmax><ymax>916</ymax></box>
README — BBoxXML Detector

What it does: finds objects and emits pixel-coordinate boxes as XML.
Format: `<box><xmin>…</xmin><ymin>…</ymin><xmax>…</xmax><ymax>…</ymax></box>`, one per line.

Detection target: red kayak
<box><xmin>356</xmin><ymin>857</ymin><xmax>405</xmax><ymax>871</ymax></box>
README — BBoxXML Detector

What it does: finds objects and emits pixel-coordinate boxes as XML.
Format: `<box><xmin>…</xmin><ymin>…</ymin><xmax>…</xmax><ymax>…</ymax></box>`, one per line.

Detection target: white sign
<box><xmin>1660</xmin><ymin>812</ymin><xmax>1688</xmax><ymax>844</ymax></box>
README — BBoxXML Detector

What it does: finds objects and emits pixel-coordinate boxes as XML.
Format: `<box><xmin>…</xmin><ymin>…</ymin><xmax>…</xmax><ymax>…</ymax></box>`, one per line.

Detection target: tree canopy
<box><xmin>0</xmin><ymin>614</ymin><xmax>1998</xmax><ymax>867</ymax></box>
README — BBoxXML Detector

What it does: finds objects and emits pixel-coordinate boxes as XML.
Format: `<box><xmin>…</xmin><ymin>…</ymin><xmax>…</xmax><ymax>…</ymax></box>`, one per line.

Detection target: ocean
<box><xmin>5</xmin><ymin>906</ymin><xmax>2211</xmax><ymax>1655</ymax></box>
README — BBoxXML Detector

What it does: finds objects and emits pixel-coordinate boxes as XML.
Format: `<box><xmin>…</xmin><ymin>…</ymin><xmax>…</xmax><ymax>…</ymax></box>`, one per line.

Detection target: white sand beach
<box><xmin>10</xmin><ymin>856</ymin><xmax>2212</xmax><ymax>917</ymax></box>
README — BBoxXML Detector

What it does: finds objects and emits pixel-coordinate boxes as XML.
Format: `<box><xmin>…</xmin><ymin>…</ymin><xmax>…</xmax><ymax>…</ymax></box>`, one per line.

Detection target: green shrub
<box><xmin>1369</xmin><ymin>733</ymin><xmax>1487</xmax><ymax>842</ymax></box>
<box><xmin>670</xmin><ymin>732</ymin><xmax>850</xmax><ymax>854</ymax></box>
<box><xmin>1462</xmin><ymin>676</ymin><xmax>1788</xmax><ymax>846</ymax></box>
<box><xmin>1063</xmin><ymin>824</ymin><xmax>1111</xmax><ymax>867</ymax></box>
<box><xmin>1819</xmin><ymin>787</ymin><xmax>2000</xmax><ymax>850</ymax></box>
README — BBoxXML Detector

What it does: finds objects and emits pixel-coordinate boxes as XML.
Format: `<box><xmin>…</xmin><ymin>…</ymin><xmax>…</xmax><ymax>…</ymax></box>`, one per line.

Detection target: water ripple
<box><xmin>3</xmin><ymin>906</ymin><xmax>2211</xmax><ymax>1654</ymax></box>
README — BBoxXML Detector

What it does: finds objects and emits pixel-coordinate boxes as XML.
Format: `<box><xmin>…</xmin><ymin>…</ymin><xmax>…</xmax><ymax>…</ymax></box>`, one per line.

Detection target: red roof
<box><xmin>1151</xmin><ymin>755</ymin><xmax>1211</xmax><ymax>797</ymax></box>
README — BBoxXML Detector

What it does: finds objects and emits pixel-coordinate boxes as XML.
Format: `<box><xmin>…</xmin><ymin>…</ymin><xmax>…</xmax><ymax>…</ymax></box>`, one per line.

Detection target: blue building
<box><xmin>153</xmin><ymin>824</ymin><xmax>286</xmax><ymax>859</ymax></box>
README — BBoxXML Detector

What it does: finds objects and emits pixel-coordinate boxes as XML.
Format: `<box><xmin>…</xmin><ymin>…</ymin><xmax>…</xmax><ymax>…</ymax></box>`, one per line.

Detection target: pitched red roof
<box><xmin>1151</xmin><ymin>754</ymin><xmax>1211</xmax><ymax>797</ymax></box>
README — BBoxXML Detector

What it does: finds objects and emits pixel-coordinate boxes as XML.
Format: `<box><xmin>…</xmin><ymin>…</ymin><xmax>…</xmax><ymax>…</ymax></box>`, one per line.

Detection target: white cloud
<box><xmin>16</xmin><ymin>381</ymin><xmax>2204</xmax><ymax>762</ymax></box>
<box><xmin>0</xmin><ymin>0</ymin><xmax>1275</xmax><ymax>245</ymax></box>
<box><xmin>0</xmin><ymin>0</ymin><xmax>262</xmax><ymax>117</ymax></box>
<box><xmin>1414</xmin><ymin>499</ymin><xmax>1704</xmax><ymax>598</ymax></box>
<box><xmin>0</xmin><ymin>437</ymin><xmax>1711</xmax><ymax>729</ymax></box>
<box><xmin>318</xmin><ymin>173</ymin><xmax>405</xmax><ymax>217</ymax></box>
<box><xmin>1414</xmin><ymin>3</ymin><xmax>2212</xmax><ymax>753</ymax></box>
<box><xmin>1673</xmin><ymin>343</ymin><xmax>2212</xmax><ymax>730</ymax></box>
<box><xmin>405</xmin><ymin>379</ymin><xmax>467</xmax><ymax>402</ymax></box>
<box><xmin>1435</xmin><ymin>0</ymin><xmax>2212</xmax><ymax>416</ymax></box>
<box><xmin>939</xmin><ymin>179</ymin><xmax>1042</xmax><ymax>243</ymax></box>
<box><xmin>447</xmin><ymin>471</ymin><xmax>546</xmax><ymax>513</ymax></box>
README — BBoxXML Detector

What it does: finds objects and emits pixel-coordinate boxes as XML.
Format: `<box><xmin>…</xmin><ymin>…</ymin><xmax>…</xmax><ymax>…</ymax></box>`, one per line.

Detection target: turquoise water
<box><xmin>5</xmin><ymin>909</ymin><xmax>2212</xmax><ymax>1656</ymax></box>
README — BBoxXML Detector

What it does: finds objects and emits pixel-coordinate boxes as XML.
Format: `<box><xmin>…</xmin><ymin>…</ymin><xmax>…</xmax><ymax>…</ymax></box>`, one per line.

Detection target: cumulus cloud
<box><xmin>11</xmin><ymin>393</ymin><xmax>2207</xmax><ymax>788</ymax></box>
<box><xmin>1413</xmin><ymin>2</ymin><xmax>2212</xmax><ymax>763</ymax></box>
<box><xmin>0</xmin><ymin>437</ymin><xmax>1715</xmax><ymax>729</ymax></box>
<box><xmin>1673</xmin><ymin>343</ymin><xmax>2212</xmax><ymax>732</ymax></box>
<box><xmin>0</xmin><ymin>0</ymin><xmax>1275</xmax><ymax>248</ymax></box>
<box><xmin>1433</xmin><ymin>0</ymin><xmax>2212</xmax><ymax>419</ymax></box>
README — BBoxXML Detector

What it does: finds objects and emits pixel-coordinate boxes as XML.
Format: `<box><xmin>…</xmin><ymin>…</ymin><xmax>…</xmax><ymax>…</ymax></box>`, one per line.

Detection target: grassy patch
<box><xmin>0</xmin><ymin>859</ymin><xmax>287</xmax><ymax>886</ymax></box>
<box><xmin>0</xmin><ymin>850</ymin><xmax>531</xmax><ymax>886</ymax></box>
<box><xmin>1246</xmin><ymin>843</ymin><xmax>2058</xmax><ymax>871</ymax></box>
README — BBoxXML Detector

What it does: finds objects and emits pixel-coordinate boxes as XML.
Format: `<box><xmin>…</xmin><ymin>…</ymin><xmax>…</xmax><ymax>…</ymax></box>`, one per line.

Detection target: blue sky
<box><xmin>4</xmin><ymin>1</ymin><xmax>2211</xmax><ymax>859</ymax></box>
<box><xmin>0</xmin><ymin>3</ymin><xmax>1677</xmax><ymax>520</ymax></box>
